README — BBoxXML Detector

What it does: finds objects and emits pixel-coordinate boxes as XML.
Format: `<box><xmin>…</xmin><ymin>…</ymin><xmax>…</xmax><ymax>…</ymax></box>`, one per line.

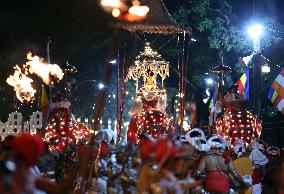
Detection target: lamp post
<box><xmin>211</xmin><ymin>64</ymin><xmax>232</xmax><ymax>98</ymax></box>
<box><xmin>261</xmin><ymin>64</ymin><xmax>270</xmax><ymax>116</ymax></box>
<box><xmin>248</xmin><ymin>23</ymin><xmax>264</xmax><ymax>117</ymax></box>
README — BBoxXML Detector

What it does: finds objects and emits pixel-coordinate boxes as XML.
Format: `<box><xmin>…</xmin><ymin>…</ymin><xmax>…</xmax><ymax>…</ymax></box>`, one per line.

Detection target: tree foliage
<box><xmin>168</xmin><ymin>0</ymin><xmax>284</xmax><ymax>90</ymax></box>
<box><xmin>172</xmin><ymin>0</ymin><xmax>284</xmax><ymax>52</ymax></box>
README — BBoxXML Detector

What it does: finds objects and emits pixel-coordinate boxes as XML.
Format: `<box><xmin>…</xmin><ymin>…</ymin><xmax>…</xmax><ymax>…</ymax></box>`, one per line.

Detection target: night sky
<box><xmin>0</xmin><ymin>0</ymin><xmax>113</xmax><ymax>119</ymax></box>
<box><xmin>0</xmin><ymin>0</ymin><xmax>112</xmax><ymax>77</ymax></box>
<box><xmin>0</xmin><ymin>0</ymin><xmax>284</xmax><ymax>120</ymax></box>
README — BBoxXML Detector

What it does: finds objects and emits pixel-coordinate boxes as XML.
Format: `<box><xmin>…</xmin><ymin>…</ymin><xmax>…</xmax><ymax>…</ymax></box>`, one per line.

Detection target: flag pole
<box><xmin>42</xmin><ymin>38</ymin><xmax>52</xmax><ymax>130</ymax></box>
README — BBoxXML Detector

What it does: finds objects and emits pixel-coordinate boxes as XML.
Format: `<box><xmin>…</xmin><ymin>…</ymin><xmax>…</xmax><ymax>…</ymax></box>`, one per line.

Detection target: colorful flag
<box><xmin>268</xmin><ymin>68</ymin><xmax>284</xmax><ymax>113</ymax></box>
<box><xmin>272</xmin><ymin>68</ymin><xmax>284</xmax><ymax>98</ymax></box>
<box><xmin>267</xmin><ymin>88</ymin><xmax>284</xmax><ymax>113</ymax></box>
<box><xmin>40</xmin><ymin>85</ymin><xmax>49</xmax><ymax>121</ymax></box>
<box><xmin>188</xmin><ymin>97</ymin><xmax>196</xmax><ymax>127</ymax></box>
<box><xmin>236</xmin><ymin>69</ymin><xmax>250</xmax><ymax>100</ymax></box>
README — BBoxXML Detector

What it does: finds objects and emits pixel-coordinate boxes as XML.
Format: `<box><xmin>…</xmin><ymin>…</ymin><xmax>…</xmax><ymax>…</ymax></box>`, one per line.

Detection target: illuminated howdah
<box><xmin>126</xmin><ymin>43</ymin><xmax>174</xmax><ymax>143</ymax></box>
<box><xmin>216</xmin><ymin>101</ymin><xmax>262</xmax><ymax>145</ymax></box>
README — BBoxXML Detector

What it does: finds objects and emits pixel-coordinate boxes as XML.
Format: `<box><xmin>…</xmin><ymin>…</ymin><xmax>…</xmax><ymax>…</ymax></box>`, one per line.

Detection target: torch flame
<box><xmin>128</xmin><ymin>5</ymin><xmax>149</xmax><ymax>17</ymax></box>
<box><xmin>25</xmin><ymin>52</ymin><xmax>64</xmax><ymax>85</ymax></box>
<box><xmin>100</xmin><ymin>0</ymin><xmax>123</xmax><ymax>8</ymax></box>
<box><xmin>6</xmin><ymin>65</ymin><xmax>36</xmax><ymax>102</ymax></box>
<box><xmin>7</xmin><ymin>52</ymin><xmax>64</xmax><ymax>102</ymax></box>
<box><xmin>100</xmin><ymin>0</ymin><xmax>149</xmax><ymax>22</ymax></box>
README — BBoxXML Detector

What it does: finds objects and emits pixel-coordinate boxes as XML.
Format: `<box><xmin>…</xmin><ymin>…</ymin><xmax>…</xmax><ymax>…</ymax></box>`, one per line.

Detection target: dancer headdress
<box><xmin>207</xmin><ymin>135</ymin><xmax>224</xmax><ymax>149</ymax></box>
<box><xmin>12</xmin><ymin>133</ymin><xmax>45</xmax><ymax>166</ymax></box>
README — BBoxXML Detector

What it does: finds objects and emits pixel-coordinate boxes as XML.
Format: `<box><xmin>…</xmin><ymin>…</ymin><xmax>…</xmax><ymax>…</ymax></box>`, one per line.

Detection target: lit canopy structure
<box><xmin>118</xmin><ymin>0</ymin><xmax>191</xmax><ymax>34</ymax></box>
<box><xmin>126</xmin><ymin>42</ymin><xmax>173</xmax><ymax>143</ymax></box>
<box><xmin>126</xmin><ymin>42</ymin><xmax>169</xmax><ymax>94</ymax></box>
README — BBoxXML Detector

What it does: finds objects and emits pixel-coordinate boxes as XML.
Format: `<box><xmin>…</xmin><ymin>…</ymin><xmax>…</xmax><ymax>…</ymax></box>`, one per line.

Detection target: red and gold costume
<box><xmin>204</xmin><ymin>171</ymin><xmax>229</xmax><ymax>193</ymax></box>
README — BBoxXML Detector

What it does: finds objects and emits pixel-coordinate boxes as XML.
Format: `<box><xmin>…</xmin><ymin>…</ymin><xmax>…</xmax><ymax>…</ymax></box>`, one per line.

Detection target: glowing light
<box><xmin>124</xmin><ymin>122</ymin><xmax>129</xmax><ymax>127</ymax></box>
<box><xmin>239</xmin><ymin>54</ymin><xmax>254</xmax><ymax>66</ymax></box>
<box><xmin>205</xmin><ymin>88</ymin><xmax>210</xmax><ymax>96</ymax></box>
<box><xmin>100</xmin><ymin>0</ymin><xmax>123</xmax><ymax>8</ymax></box>
<box><xmin>248</xmin><ymin>23</ymin><xmax>263</xmax><ymax>39</ymax></box>
<box><xmin>128</xmin><ymin>5</ymin><xmax>149</xmax><ymax>17</ymax></box>
<box><xmin>109</xmin><ymin>59</ymin><xmax>117</xmax><ymax>64</ymax></box>
<box><xmin>206</xmin><ymin>78</ymin><xmax>213</xmax><ymax>85</ymax></box>
<box><xmin>261</xmin><ymin>64</ymin><xmax>270</xmax><ymax>73</ymax></box>
<box><xmin>98</xmin><ymin>83</ymin><xmax>105</xmax><ymax>90</ymax></box>
<box><xmin>112</xmin><ymin>8</ymin><xmax>120</xmax><ymax>17</ymax></box>
<box><xmin>100</xmin><ymin>0</ymin><xmax>149</xmax><ymax>22</ymax></box>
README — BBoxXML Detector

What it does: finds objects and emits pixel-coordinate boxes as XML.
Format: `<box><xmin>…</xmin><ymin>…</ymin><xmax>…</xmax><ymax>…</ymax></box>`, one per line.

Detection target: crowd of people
<box><xmin>0</xmin><ymin>129</ymin><xmax>283</xmax><ymax>194</ymax></box>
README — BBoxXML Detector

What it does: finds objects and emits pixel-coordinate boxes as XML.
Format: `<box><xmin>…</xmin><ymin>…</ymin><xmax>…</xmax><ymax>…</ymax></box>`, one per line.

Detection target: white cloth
<box><xmin>207</xmin><ymin>135</ymin><xmax>224</xmax><ymax>149</ymax></box>
<box><xmin>175</xmin><ymin>135</ymin><xmax>187</xmax><ymax>146</ymax></box>
<box><xmin>91</xmin><ymin>177</ymin><xmax>107</xmax><ymax>193</ymax></box>
<box><xmin>187</xmin><ymin>136</ymin><xmax>203</xmax><ymax>149</ymax></box>
<box><xmin>242</xmin><ymin>175</ymin><xmax>252</xmax><ymax>185</ymax></box>
<box><xmin>185</xmin><ymin>128</ymin><xmax>206</xmax><ymax>140</ymax></box>
<box><xmin>197</xmin><ymin>143</ymin><xmax>211</xmax><ymax>152</ymax></box>
<box><xmin>249</xmin><ymin>148</ymin><xmax>269</xmax><ymax>166</ymax></box>
<box><xmin>220</xmin><ymin>137</ymin><xmax>231</xmax><ymax>149</ymax></box>
<box><xmin>252</xmin><ymin>183</ymin><xmax>262</xmax><ymax>194</ymax></box>
<box><xmin>157</xmin><ymin>95</ymin><xmax>167</xmax><ymax>112</ymax></box>
<box><xmin>159</xmin><ymin>179</ymin><xmax>183</xmax><ymax>194</ymax></box>
<box><xmin>129</xmin><ymin>97</ymin><xmax>142</xmax><ymax>116</ymax></box>
<box><xmin>30</xmin><ymin>166</ymin><xmax>47</xmax><ymax>194</ymax></box>
<box><xmin>250</xmin><ymin>140</ymin><xmax>260</xmax><ymax>149</ymax></box>
<box><xmin>185</xmin><ymin>128</ymin><xmax>207</xmax><ymax>150</ymax></box>
<box><xmin>234</xmin><ymin>139</ymin><xmax>246</xmax><ymax>157</ymax></box>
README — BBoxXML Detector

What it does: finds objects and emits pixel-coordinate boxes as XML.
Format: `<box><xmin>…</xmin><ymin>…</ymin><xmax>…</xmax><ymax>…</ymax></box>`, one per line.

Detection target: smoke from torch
<box><xmin>6</xmin><ymin>65</ymin><xmax>36</xmax><ymax>102</ymax></box>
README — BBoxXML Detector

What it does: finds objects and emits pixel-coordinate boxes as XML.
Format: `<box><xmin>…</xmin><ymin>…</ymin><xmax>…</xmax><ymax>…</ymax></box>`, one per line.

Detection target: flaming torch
<box><xmin>24</xmin><ymin>52</ymin><xmax>64</xmax><ymax>85</ymax></box>
<box><xmin>7</xmin><ymin>52</ymin><xmax>64</xmax><ymax>102</ymax></box>
<box><xmin>100</xmin><ymin>0</ymin><xmax>149</xmax><ymax>22</ymax></box>
<box><xmin>6</xmin><ymin>65</ymin><xmax>36</xmax><ymax>102</ymax></box>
